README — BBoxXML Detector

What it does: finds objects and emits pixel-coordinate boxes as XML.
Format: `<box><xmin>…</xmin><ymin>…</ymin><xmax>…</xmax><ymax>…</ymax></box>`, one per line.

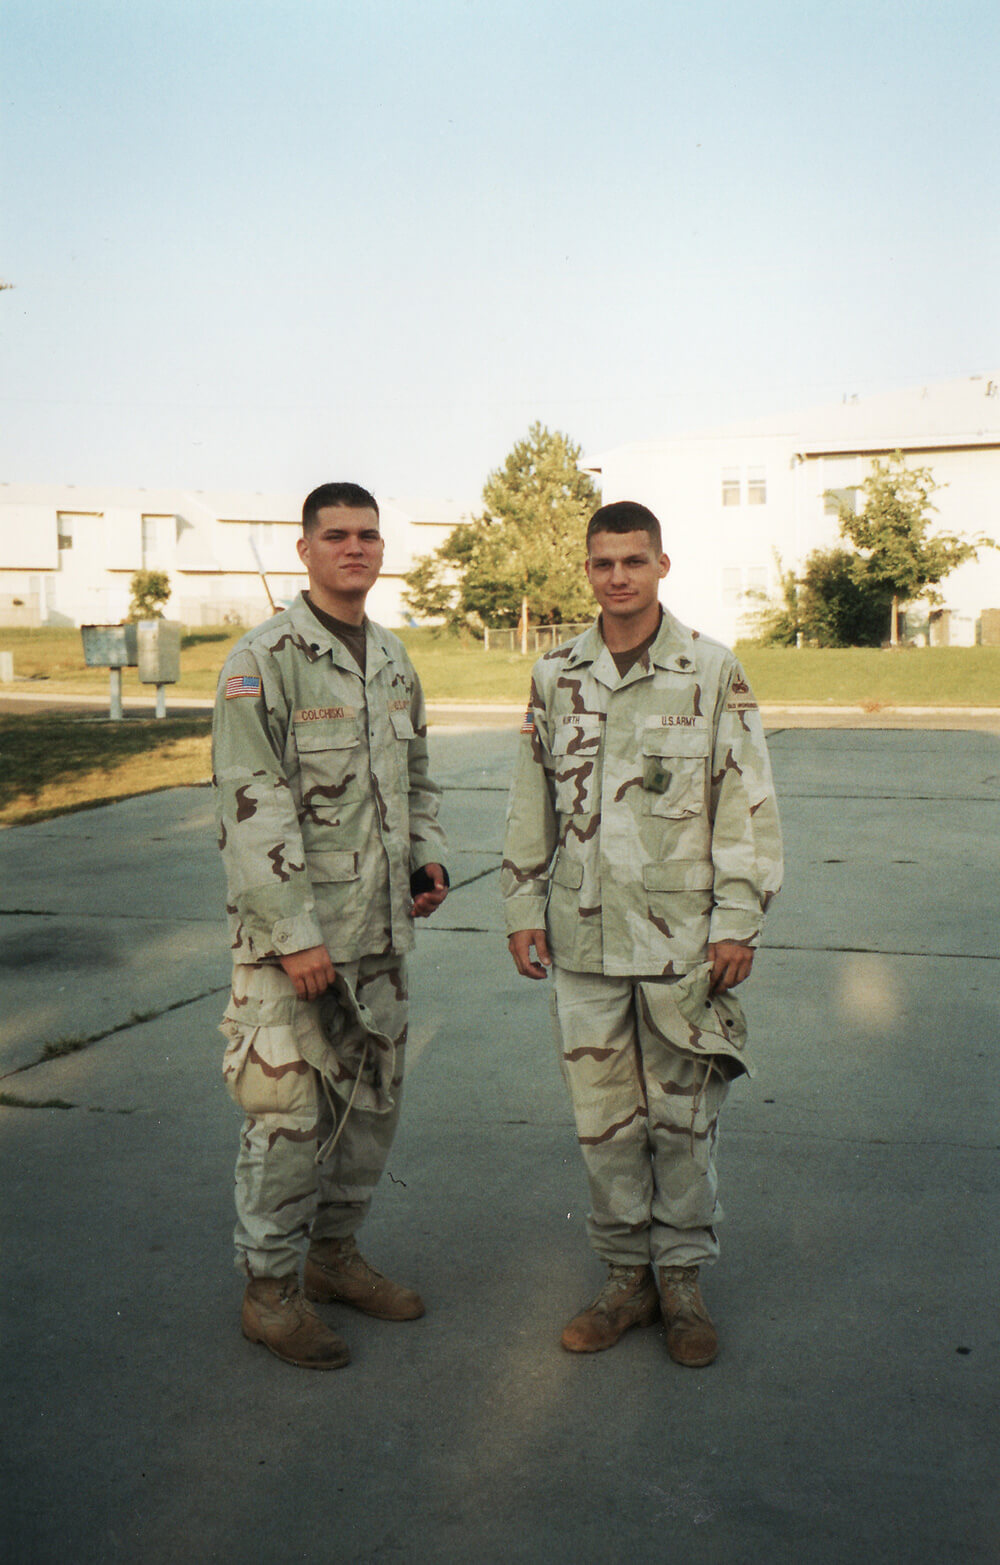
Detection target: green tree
<box><xmin>831</xmin><ymin>453</ymin><xmax>992</xmax><ymax>646</ymax></box>
<box><xmin>127</xmin><ymin>569</ymin><xmax>172</xmax><ymax>620</ymax></box>
<box><xmin>750</xmin><ymin>553</ymin><xmax>801</xmax><ymax>646</ymax></box>
<box><xmin>403</xmin><ymin>423</ymin><xmax>600</xmax><ymax>631</ymax></box>
<box><xmin>798</xmin><ymin>548</ymin><xmax>890</xmax><ymax>647</ymax></box>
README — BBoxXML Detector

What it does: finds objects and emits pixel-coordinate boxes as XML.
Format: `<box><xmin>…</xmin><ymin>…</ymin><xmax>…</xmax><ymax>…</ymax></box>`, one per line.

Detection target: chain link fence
<box><xmin>482</xmin><ymin>622</ymin><xmax>591</xmax><ymax>653</ymax></box>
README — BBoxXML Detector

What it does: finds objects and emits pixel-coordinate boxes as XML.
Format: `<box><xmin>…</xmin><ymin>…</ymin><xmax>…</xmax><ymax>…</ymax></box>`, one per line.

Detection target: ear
<box><xmin>296</xmin><ymin>533</ymin><xmax>309</xmax><ymax>566</ymax></box>
<box><xmin>659</xmin><ymin>553</ymin><xmax>670</xmax><ymax>580</ymax></box>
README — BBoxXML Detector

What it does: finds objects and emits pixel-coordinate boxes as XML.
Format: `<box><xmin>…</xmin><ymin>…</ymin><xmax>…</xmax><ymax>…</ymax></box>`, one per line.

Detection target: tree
<box><xmin>127</xmin><ymin>569</ymin><xmax>171</xmax><ymax>620</ymax></box>
<box><xmin>750</xmin><ymin>553</ymin><xmax>801</xmax><ymax>646</ymax></box>
<box><xmin>798</xmin><ymin>548</ymin><xmax>890</xmax><ymax>647</ymax></box>
<box><xmin>831</xmin><ymin>453</ymin><xmax>992</xmax><ymax>646</ymax></box>
<box><xmin>403</xmin><ymin>423</ymin><xmax>601</xmax><ymax>632</ymax></box>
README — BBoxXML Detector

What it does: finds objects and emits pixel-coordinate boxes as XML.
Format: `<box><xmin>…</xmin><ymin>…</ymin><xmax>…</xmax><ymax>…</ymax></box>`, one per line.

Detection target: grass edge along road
<box><xmin>1</xmin><ymin>624</ymin><xmax>999</xmax><ymax>704</ymax></box>
<box><xmin>1</xmin><ymin>631</ymin><xmax>998</xmax><ymax>827</ymax></box>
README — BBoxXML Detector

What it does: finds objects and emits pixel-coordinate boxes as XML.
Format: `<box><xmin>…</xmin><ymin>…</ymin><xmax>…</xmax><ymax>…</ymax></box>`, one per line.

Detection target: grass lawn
<box><xmin>1</xmin><ymin>626</ymin><xmax>997</xmax><ymax>828</ymax></box>
<box><xmin>2</xmin><ymin>622</ymin><xmax>999</xmax><ymax>707</ymax></box>
<box><xmin>0</xmin><ymin>713</ymin><xmax>212</xmax><ymax>826</ymax></box>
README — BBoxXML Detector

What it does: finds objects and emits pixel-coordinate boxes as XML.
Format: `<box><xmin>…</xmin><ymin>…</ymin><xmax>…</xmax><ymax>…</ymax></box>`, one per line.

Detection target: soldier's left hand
<box><xmin>707</xmin><ymin>941</ymin><xmax>754</xmax><ymax>993</ymax></box>
<box><xmin>411</xmin><ymin>863</ymin><xmax>449</xmax><ymax>919</ymax></box>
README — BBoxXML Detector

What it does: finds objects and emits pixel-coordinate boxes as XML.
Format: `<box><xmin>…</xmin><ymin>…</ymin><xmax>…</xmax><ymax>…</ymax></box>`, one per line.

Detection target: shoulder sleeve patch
<box><xmin>225</xmin><ymin>674</ymin><xmax>262</xmax><ymax>699</ymax></box>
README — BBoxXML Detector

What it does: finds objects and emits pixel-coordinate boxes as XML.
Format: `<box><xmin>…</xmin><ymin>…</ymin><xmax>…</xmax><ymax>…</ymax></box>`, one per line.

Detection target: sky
<box><xmin>2</xmin><ymin>0</ymin><xmax>998</xmax><ymax>507</ymax></box>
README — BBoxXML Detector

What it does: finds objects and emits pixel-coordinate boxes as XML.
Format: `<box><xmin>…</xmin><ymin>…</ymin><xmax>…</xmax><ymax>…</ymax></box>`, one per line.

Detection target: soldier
<box><xmin>213</xmin><ymin>481</ymin><xmax>449</xmax><ymax>1369</ymax></box>
<box><xmin>502</xmin><ymin>500</ymin><xmax>782</xmax><ymax>1366</ymax></box>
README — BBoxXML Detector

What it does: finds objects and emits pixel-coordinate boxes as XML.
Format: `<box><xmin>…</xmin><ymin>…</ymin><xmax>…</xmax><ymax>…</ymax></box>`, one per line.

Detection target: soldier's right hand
<box><xmin>279</xmin><ymin>945</ymin><xmax>337</xmax><ymax>1000</ymax></box>
<box><xmin>508</xmin><ymin>929</ymin><xmax>552</xmax><ymax>980</ymax></box>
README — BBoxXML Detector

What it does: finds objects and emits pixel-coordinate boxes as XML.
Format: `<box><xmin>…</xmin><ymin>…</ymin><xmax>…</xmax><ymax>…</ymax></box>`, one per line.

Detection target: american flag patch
<box><xmin>225</xmin><ymin>674</ymin><xmax>262</xmax><ymax>699</ymax></box>
<box><xmin>520</xmin><ymin>708</ymin><xmax>535</xmax><ymax>735</ymax></box>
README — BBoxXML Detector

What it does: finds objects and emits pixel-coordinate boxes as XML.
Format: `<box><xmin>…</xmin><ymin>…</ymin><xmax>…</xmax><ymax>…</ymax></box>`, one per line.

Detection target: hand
<box><xmin>707</xmin><ymin>941</ymin><xmax>754</xmax><ymax>994</ymax></box>
<box><xmin>279</xmin><ymin>944</ymin><xmax>337</xmax><ymax>1000</ymax></box>
<box><xmin>411</xmin><ymin>863</ymin><xmax>449</xmax><ymax>919</ymax></box>
<box><xmin>508</xmin><ymin>928</ymin><xmax>552</xmax><ymax>980</ymax></box>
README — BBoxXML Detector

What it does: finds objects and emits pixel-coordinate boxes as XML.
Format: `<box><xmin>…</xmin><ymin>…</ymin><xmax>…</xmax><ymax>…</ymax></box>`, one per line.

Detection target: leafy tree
<box><xmin>831</xmin><ymin>453</ymin><xmax>992</xmax><ymax>645</ymax></box>
<box><xmin>751</xmin><ymin>548</ymin><xmax>890</xmax><ymax>647</ymax></box>
<box><xmin>798</xmin><ymin>548</ymin><xmax>890</xmax><ymax>647</ymax></box>
<box><xmin>750</xmin><ymin>553</ymin><xmax>801</xmax><ymax>646</ymax></box>
<box><xmin>403</xmin><ymin>423</ymin><xmax>600</xmax><ymax>631</ymax></box>
<box><xmin>127</xmin><ymin>569</ymin><xmax>171</xmax><ymax>620</ymax></box>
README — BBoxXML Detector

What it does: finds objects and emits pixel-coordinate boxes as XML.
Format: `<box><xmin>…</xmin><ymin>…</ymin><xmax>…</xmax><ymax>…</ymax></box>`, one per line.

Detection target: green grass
<box><xmin>734</xmin><ymin>644</ymin><xmax>1000</xmax><ymax>707</ymax></box>
<box><xmin>2</xmin><ymin>623</ymin><xmax>998</xmax><ymax>710</ymax></box>
<box><xmin>0</xmin><ymin>712</ymin><xmax>212</xmax><ymax>824</ymax></box>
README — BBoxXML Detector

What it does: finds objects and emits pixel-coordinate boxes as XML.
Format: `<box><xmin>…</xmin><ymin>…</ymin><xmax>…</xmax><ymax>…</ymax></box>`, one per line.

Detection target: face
<box><xmin>584</xmin><ymin>529</ymin><xmax>669</xmax><ymax>624</ymax></box>
<box><xmin>297</xmin><ymin>505</ymin><xmax>384</xmax><ymax>606</ymax></box>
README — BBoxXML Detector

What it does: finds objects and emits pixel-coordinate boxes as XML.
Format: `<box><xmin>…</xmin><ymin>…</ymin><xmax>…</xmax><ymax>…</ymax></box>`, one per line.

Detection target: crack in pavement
<box><xmin>0</xmin><ymin>982</ymin><xmax>231</xmax><ymax>1080</ymax></box>
<box><xmin>766</xmin><ymin>941</ymin><xmax>998</xmax><ymax>961</ymax></box>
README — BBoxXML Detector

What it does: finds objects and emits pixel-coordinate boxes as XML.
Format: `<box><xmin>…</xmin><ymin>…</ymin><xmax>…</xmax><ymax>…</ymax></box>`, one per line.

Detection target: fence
<box><xmin>482</xmin><ymin>622</ymin><xmax>591</xmax><ymax>654</ymax></box>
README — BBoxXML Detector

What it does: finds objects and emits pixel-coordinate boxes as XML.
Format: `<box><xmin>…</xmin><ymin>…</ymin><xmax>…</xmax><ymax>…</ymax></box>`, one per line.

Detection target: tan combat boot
<box><xmin>560</xmin><ymin>1263</ymin><xmax>659</xmax><ymax>1353</ymax></box>
<box><xmin>241</xmin><ymin>1274</ymin><xmax>350</xmax><ymax>1369</ymax></box>
<box><xmin>303</xmin><ymin>1235</ymin><xmax>425</xmax><ymax>1320</ymax></box>
<box><xmin>657</xmin><ymin>1265</ymin><xmax>718</xmax><ymax>1367</ymax></box>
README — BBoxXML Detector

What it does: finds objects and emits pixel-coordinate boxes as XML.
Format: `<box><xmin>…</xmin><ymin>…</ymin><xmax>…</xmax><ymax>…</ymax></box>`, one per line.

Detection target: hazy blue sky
<box><xmin>2</xmin><ymin>0</ymin><xmax>997</xmax><ymax>504</ymax></box>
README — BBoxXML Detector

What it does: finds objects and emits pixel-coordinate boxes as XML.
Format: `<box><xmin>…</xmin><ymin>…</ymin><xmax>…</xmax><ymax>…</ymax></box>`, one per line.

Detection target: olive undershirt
<box><xmin>304</xmin><ymin>593</ymin><xmax>367</xmax><ymax>676</ymax></box>
<box><xmin>603</xmin><ymin>608</ymin><xmax>663</xmax><ymax>677</ymax></box>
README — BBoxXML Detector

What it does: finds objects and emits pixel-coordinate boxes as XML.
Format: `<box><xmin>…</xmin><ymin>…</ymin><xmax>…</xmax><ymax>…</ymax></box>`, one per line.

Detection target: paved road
<box><xmin>1</xmin><ymin>726</ymin><xmax>997</xmax><ymax>1563</ymax></box>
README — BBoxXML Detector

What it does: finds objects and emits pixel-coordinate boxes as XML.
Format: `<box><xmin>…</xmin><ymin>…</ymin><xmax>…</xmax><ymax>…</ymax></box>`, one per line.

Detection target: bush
<box><xmin>127</xmin><ymin>570</ymin><xmax>171</xmax><ymax>621</ymax></box>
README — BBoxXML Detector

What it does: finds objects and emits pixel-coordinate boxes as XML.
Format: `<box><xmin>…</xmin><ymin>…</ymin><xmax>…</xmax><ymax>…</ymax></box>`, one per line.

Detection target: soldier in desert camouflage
<box><xmin>502</xmin><ymin>501</ymin><xmax>782</xmax><ymax>1365</ymax></box>
<box><xmin>213</xmin><ymin>482</ymin><xmax>448</xmax><ymax>1369</ymax></box>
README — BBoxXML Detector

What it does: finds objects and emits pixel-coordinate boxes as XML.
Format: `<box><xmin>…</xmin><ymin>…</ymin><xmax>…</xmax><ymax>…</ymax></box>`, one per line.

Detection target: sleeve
<box><xmin>707</xmin><ymin>657</ymin><xmax>783</xmax><ymax>946</ymax></box>
<box><xmin>212</xmin><ymin>649</ymin><xmax>324</xmax><ymax>961</ymax></box>
<box><xmin>405</xmin><ymin>667</ymin><xmax>449</xmax><ymax>873</ymax></box>
<box><xmin>500</xmin><ymin>670</ymin><xmax>559</xmax><ymax>935</ymax></box>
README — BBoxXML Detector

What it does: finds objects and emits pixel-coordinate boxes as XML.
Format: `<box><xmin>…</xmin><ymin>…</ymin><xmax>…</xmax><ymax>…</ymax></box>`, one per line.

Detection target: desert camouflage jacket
<box><xmin>501</xmin><ymin>608</ymin><xmax>782</xmax><ymax>977</ymax></box>
<box><xmin>212</xmin><ymin>594</ymin><xmax>447</xmax><ymax>965</ymax></box>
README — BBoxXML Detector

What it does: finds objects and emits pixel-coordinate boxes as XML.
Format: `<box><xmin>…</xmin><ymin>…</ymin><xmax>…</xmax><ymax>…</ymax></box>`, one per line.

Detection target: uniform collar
<box><xmin>564</xmin><ymin>607</ymin><xmax>698</xmax><ymax>683</ymax></box>
<box><xmin>288</xmin><ymin>592</ymin><xmax>390</xmax><ymax>679</ymax></box>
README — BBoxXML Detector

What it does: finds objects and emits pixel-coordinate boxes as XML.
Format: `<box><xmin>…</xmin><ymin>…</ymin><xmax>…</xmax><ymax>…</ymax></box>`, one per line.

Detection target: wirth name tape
<box><xmin>225</xmin><ymin>674</ymin><xmax>262</xmax><ymax>699</ymax></box>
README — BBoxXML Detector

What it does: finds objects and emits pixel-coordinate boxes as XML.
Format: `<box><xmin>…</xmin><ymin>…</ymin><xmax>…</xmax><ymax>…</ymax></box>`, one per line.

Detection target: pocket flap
<box><xmin>643</xmin><ymin>860</ymin><xmax>715</xmax><ymax>892</ymax></box>
<box><xmin>552</xmin><ymin>718</ymin><xmax>604</xmax><ymax>755</ymax></box>
<box><xmin>551</xmin><ymin>854</ymin><xmax>584</xmax><ymax>890</ymax></box>
<box><xmin>309</xmin><ymin>849</ymin><xmax>360</xmax><ymax>883</ymax></box>
<box><xmin>641</xmin><ymin>727</ymin><xmax>711</xmax><ymax>759</ymax></box>
<box><xmin>296</xmin><ymin>722</ymin><xmax>361</xmax><ymax>753</ymax></box>
<box><xmin>389</xmin><ymin>710</ymin><xmax>416</xmax><ymax>740</ymax></box>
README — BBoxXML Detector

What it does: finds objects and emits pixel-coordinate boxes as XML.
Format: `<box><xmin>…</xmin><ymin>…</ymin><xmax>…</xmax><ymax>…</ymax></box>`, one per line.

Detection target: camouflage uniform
<box><xmin>502</xmin><ymin>609</ymin><xmax>781</xmax><ymax>1269</ymax></box>
<box><xmin>213</xmin><ymin>594</ymin><xmax>447</xmax><ymax>1278</ymax></box>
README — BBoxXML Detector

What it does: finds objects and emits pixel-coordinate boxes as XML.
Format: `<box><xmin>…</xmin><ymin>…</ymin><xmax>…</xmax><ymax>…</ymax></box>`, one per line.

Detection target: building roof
<box><xmin>585</xmin><ymin>373</ymin><xmax>1000</xmax><ymax>469</ymax></box>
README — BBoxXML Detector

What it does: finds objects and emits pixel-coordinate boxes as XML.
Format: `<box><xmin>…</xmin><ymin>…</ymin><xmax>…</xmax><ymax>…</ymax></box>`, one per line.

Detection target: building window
<box><xmin>57</xmin><ymin>516</ymin><xmax>73</xmax><ymax>550</ymax></box>
<box><xmin>250</xmin><ymin>523</ymin><xmax>274</xmax><ymax>552</ymax></box>
<box><xmin>747</xmin><ymin>467</ymin><xmax>766</xmax><ymax>505</ymax></box>
<box><xmin>721</xmin><ymin>469</ymin><xmax>741</xmax><ymax>507</ymax></box>
<box><xmin>824</xmin><ymin>486</ymin><xmax>856</xmax><ymax>517</ymax></box>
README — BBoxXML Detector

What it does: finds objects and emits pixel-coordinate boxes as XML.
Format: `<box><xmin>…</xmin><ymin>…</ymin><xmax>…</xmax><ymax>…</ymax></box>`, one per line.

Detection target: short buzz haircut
<box><xmin>586</xmin><ymin>500</ymin><xmax>662</xmax><ymax>553</ymax></box>
<box><xmin>302</xmin><ymin>482</ymin><xmax>380</xmax><ymax>534</ymax></box>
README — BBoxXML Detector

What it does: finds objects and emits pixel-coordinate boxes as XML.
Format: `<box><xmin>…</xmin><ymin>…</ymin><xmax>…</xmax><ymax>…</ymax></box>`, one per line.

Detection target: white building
<box><xmin>0</xmin><ymin>486</ymin><xmax>468</xmax><ymax>629</ymax></box>
<box><xmin>586</xmin><ymin>374</ymin><xmax>1000</xmax><ymax>645</ymax></box>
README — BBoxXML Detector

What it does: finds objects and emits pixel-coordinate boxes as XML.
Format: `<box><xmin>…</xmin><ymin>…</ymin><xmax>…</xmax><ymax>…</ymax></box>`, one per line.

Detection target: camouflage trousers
<box><xmin>220</xmin><ymin>955</ymin><xmax>408</xmax><ymax>1279</ymax></box>
<box><xmin>552</xmin><ymin>965</ymin><xmax>749</xmax><ymax>1270</ymax></box>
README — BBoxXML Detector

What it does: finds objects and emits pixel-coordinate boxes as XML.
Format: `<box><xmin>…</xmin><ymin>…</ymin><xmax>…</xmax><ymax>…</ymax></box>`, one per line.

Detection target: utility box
<box><xmin>81</xmin><ymin>623</ymin><xmax>139</xmax><ymax>668</ymax></box>
<box><xmin>137</xmin><ymin>619</ymin><xmax>181</xmax><ymax>684</ymax></box>
<box><xmin>980</xmin><ymin>608</ymin><xmax>1000</xmax><ymax>646</ymax></box>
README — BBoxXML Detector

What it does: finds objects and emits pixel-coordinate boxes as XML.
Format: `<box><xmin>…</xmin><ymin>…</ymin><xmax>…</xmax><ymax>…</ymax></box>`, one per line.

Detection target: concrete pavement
<box><xmin>1</xmin><ymin>724</ymin><xmax>998</xmax><ymax>1563</ymax></box>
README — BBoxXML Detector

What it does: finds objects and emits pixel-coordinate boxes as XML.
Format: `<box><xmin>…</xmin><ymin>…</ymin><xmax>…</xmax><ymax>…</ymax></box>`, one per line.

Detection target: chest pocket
<box><xmin>387</xmin><ymin>706</ymin><xmax>416</xmax><ymax>789</ymax></box>
<box><xmin>551</xmin><ymin>719</ymin><xmax>603</xmax><ymax>815</ymax></box>
<box><xmin>641</xmin><ymin>727</ymin><xmax>710</xmax><ymax>818</ymax></box>
<box><xmin>294</xmin><ymin>721</ymin><xmax>365</xmax><ymax>809</ymax></box>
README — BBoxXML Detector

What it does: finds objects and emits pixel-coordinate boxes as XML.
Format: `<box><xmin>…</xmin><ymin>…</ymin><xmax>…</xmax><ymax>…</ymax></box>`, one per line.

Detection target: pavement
<box><xmin>1</xmin><ymin>723</ymin><xmax>998</xmax><ymax>1563</ymax></box>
